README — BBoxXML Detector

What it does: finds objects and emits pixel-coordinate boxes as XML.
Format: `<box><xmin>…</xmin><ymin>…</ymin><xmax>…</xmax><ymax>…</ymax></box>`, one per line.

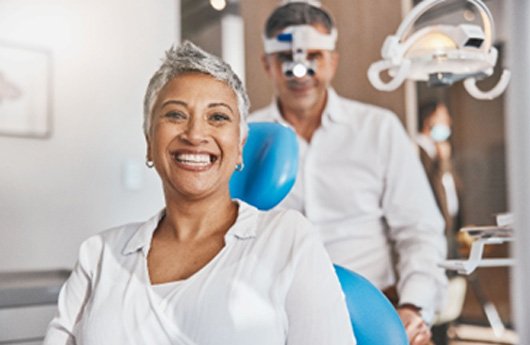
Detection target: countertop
<box><xmin>0</xmin><ymin>270</ymin><xmax>70</xmax><ymax>308</ymax></box>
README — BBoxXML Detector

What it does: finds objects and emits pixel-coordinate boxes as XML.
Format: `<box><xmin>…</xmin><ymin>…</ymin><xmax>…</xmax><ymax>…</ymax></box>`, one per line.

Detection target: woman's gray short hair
<box><xmin>143</xmin><ymin>41</ymin><xmax>249</xmax><ymax>139</ymax></box>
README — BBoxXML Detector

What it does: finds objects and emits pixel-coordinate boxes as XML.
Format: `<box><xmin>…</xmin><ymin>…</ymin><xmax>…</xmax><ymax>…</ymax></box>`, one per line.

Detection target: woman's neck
<box><xmin>161</xmin><ymin>192</ymin><xmax>238</xmax><ymax>242</ymax></box>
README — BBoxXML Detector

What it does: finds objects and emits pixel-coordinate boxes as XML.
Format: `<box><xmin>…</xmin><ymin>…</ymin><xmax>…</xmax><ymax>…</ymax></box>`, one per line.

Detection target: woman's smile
<box><xmin>171</xmin><ymin>150</ymin><xmax>218</xmax><ymax>171</ymax></box>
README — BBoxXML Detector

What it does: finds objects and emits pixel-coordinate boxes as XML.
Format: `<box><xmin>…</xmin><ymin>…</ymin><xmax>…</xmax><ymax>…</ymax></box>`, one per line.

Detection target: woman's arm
<box><xmin>284</xmin><ymin>217</ymin><xmax>356</xmax><ymax>345</ymax></box>
<box><xmin>43</xmin><ymin>237</ymin><xmax>99</xmax><ymax>344</ymax></box>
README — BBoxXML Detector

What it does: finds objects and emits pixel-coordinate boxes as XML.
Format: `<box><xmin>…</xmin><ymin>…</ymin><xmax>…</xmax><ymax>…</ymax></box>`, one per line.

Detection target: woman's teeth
<box><xmin>175</xmin><ymin>153</ymin><xmax>213</xmax><ymax>166</ymax></box>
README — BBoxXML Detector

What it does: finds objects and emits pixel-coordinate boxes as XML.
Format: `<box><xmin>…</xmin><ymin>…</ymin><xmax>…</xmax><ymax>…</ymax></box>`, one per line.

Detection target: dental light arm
<box><xmin>368</xmin><ymin>0</ymin><xmax>510</xmax><ymax>100</ymax></box>
<box><xmin>263</xmin><ymin>25</ymin><xmax>337</xmax><ymax>78</ymax></box>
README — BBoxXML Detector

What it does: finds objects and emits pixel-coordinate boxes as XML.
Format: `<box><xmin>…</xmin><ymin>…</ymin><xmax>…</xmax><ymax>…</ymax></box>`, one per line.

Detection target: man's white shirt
<box><xmin>250</xmin><ymin>89</ymin><xmax>447</xmax><ymax>323</ymax></box>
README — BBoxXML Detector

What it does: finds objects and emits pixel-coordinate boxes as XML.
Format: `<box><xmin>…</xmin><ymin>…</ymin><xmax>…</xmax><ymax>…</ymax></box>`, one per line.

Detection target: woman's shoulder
<box><xmin>74</xmin><ymin>222</ymin><xmax>142</xmax><ymax>260</ymax></box>
<box><xmin>259</xmin><ymin>206</ymin><xmax>311</xmax><ymax>228</ymax></box>
<box><xmin>238</xmin><ymin>201</ymin><xmax>317</xmax><ymax>243</ymax></box>
<box><xmin>238</xmin><ymin>204</ymin><xmax>328</xmax><ymax>271</ymax></box>
<box><xmin>238</xmin><ymin>200</ymin><xmax>309</xmax><ymax>226</ymax></box>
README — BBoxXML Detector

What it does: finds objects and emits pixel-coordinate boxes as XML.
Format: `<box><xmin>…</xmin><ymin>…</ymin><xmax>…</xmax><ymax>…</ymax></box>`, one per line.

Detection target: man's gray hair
<box><xmin>143</xmin><ymin>41</ymin><xmax>249</xmax><ymax>139</ymax></box>
<box><xmin>264</xmin><ymin>2</ymin><xmax>335</xmax><ymax>38</ymax></box>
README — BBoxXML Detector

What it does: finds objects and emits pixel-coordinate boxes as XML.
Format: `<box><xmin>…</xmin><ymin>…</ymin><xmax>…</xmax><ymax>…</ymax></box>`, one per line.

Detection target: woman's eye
<box><xmin>209</xmin><ymin>113</ymin><xmax>231</xmax><ymax>123</ymax></box>
<box><xmin>164</xmin><ymin>111</ymin><xmax>186</xmax><ymax>120</ymax></box>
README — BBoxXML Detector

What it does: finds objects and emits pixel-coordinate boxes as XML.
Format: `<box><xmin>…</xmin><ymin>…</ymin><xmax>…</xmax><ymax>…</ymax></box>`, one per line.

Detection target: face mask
<box><xmin>430</xmin><ymin>124</ymin><xmax>451</xmax><ymax>142</ymax></box>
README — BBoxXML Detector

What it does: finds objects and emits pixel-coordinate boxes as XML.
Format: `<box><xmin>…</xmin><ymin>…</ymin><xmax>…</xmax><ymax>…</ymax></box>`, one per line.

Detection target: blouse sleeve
<box><xmin>284</xmin><ymin>212</ymin><xmax>356</xmax><ymax>345</ymax></box>
<box><xmin>43</xmin><ymin>236</ymin><xmax>100</xmax><ymax>345</ymax></box>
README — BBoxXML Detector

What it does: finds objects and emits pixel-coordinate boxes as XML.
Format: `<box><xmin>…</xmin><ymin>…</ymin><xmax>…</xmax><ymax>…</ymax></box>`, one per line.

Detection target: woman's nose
<box><xmin>180</xmin><ymin>119</ymin><xmax>208</xmax><ymax>144</ymax></box>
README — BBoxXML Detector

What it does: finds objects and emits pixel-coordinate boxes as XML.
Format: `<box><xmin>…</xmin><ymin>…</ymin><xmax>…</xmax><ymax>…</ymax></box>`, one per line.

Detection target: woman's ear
<box><xmin>237</xmin><ymin>135</ymin><xmax>247</xmax><ymax>165</ymax></box>
<box><xmin>145</xmin><ymin>134</ymin><xmax>152</xmax><ymax>162</ymax></box>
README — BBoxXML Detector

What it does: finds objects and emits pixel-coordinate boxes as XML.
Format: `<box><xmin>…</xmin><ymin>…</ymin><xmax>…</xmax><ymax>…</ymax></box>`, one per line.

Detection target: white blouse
<box><xmin>152</xmin><ymin>280</ymin><xmax>184</xmax><ymax>299</ymax></box>
<box><xmin>44</xmin><ymin>201</ymin><xmax>355</xmax><ymax>345</ymax></box>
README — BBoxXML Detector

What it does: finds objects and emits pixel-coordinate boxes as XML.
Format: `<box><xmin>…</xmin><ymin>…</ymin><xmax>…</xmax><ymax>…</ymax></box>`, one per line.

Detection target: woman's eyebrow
<box><xmin>208</xmin><ymin>102</ymin><xmax>234</xmax><ymax>114</ymax></box>
<box><xmin>160</xmin><ymin>100</ymin><xmax>187</xmax><ymax>109</ymax></box>
<box><xmin>159</xmin><ymin>100</ymin><xmax>233</xmax><ymax>114</ymax></box>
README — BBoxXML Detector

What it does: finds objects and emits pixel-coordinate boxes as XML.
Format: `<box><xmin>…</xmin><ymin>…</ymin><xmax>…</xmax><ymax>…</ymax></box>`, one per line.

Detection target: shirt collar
<box><xmin>267</xmin><ymin>99</ymin><xmax>291</xmax><ymax>126</ymax></box>
<box><xmin>122</xmin><ymin>210</ymin><xmax>164</xmax><ymax>256</ymax></box>
<box><xmin>322</xmin><ymin>88</ymin><xmax>349</xmax><ymax>125</ymax></box>
<box><xmin>122</xmin><ymin>200</ymin><xmax>258</xmax><ymax>256</ymax></box>
<box><xmin>225</xmin><ymin>200</ymin><xmax>258</xmax><ymax>240</ymax></box>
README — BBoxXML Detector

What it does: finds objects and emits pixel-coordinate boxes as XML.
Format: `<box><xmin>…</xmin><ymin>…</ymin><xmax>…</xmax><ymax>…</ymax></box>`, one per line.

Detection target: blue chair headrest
<box><xmin>229</xmin><ymin>122</ymin><xmax>299</xmax><ymax>210</ymax></box>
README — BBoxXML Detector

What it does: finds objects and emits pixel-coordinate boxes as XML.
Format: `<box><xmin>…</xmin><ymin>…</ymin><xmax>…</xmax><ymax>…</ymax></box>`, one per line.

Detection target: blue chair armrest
<box><xmin>334</xmin><ymin>264</ymin><xmax>408</xmax><ymax>345</ymax></box>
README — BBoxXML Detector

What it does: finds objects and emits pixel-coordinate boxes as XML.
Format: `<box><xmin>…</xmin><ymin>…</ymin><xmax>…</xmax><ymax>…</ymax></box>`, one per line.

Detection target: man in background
<box><xmin>250</xmin><ymin>2</ymin><xmax>447</xmax><ymax>344</ymax></box>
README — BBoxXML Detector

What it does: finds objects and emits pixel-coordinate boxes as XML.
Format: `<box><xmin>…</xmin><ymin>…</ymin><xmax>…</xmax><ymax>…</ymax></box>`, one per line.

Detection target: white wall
<box><xmin>0</xmin><ymin>0</ymin><xmax>178</xmax><ymax>271</ymax></box>
<box><xmin>506</xmin><ymin>0</ymin><xmax>530</xmax><ymax>342</ymax></box>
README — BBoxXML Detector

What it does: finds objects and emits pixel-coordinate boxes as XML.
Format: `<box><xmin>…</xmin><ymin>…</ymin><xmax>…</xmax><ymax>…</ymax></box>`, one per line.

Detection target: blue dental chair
<box><xmin>230</xmin><ymin>122</ymin><xmax>408</xmax><ymax>345</ymax></box>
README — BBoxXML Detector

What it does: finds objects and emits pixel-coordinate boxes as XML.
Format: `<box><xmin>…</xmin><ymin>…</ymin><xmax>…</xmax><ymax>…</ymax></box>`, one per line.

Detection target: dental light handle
<box><xmin>367</xmin><ymin>59</ymin><xmax>411</xmax><ymax>91</ymax></box>
<box><xmin>464</xmin><ymin>69</ymin><xmax>511</xmax><ymax>100</ymax></box>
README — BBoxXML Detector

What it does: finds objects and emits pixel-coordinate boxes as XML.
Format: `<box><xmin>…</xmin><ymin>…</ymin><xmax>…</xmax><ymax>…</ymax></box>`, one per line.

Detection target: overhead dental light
<box><xmin>368</xmin><ymin>0</ymin><xmax>510</xmax><ymax>100</ymax></box>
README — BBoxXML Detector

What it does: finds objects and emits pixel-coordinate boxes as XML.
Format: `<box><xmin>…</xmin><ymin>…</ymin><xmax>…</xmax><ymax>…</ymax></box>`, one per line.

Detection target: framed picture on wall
<box><xmin>0</xmin><ymin>42</ymin><xmax>52</xmax><ymax>138</ymax></box>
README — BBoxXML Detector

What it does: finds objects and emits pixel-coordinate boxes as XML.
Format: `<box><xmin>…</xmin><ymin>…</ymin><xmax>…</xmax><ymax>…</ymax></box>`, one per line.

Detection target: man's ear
<box><xmin>261</xmin><ymin>54</ymin><xmax>272</xmax><ymax>75</ymax></box>
<box><xmin>330</xmin><ymin>51</ymin><xmax>340</xmax><ymax>76</ymax></box>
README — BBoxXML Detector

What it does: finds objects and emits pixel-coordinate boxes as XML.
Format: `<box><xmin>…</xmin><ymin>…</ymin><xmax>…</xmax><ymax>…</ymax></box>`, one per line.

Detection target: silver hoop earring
<box><xmin>235</xmin><ymin>162</ymin><xmax>244</xmax><ymax>172</ymax></box>
<box><xmin>146</xmin><ymin>160</ymin><xmax>154</xmax><ymax>168</ymax></box>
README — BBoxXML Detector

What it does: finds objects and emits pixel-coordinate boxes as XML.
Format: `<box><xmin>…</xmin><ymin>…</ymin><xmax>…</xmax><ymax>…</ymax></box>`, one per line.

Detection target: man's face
<box><xmin>262</xmin><ymin>24</ymin><xmax>339</xmax><ymax>113</ymax></box>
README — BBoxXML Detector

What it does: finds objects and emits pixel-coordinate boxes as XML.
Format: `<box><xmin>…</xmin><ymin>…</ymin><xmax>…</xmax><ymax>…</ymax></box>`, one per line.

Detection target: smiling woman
<box><xmin>42</xmin><ymin>41</ymin><xmax>356</xmax><ymax>345</ymax></box>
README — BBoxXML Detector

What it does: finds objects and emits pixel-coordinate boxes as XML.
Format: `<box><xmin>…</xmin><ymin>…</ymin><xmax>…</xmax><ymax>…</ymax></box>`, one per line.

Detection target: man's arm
<box><xmin>380</xmin><ymin>114</ymin><xmax>448</xmax><ymax>324</ymax></box>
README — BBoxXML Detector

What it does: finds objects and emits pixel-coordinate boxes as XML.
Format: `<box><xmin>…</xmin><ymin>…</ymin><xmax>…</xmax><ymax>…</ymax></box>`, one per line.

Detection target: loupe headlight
<box><xmin>282</xmin><ymin>50</ymin><xmax>317</xmax><ymax>78</ymax></box>
<box><xmin>283</xmin><ymin>61</ymin><xmax>316</xmax><ymax>78</ymax></box>
<box><xmin>263</xmin><ymin>25</ymin><xmax>337</xmax><ymax>79</ymax></box>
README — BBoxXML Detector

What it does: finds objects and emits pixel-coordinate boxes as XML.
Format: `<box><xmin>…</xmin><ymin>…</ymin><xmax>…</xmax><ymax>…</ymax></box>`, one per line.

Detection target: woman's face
<box><xmin>147</xmin><ymin>72</ymin><xmax>243</xmax><ymax>201</ymax></box>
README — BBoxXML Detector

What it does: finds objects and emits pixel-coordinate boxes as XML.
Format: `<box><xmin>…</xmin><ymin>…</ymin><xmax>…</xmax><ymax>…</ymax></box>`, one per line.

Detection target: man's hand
<box><xmin>397</xmin><ymin>305</ymin><xmax>432</xmax><ymax>345</ymax></box>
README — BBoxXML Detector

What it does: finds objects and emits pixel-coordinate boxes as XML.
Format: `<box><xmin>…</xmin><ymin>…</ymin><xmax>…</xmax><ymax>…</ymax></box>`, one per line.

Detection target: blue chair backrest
<box><xmin>230</xmin><ymin>122</ymin><xmax>298</xmax><ymax>210</ymax></box>
<box><xmin>230</xmin><ymin>122</ymin><xmax>408</xmax><ymax>345</ymax></box>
